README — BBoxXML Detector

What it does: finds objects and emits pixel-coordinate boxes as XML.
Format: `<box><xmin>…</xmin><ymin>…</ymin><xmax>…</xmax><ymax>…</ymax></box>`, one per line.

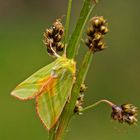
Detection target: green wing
<box><xmin>11</xmin><ymin>56</ymin><xmax>76</xmax><ymax>130</ymax></box>
<box><xmin>11</xmin><ymin>60</ymin><xmax>58</xmax><ymax>100</ymax></box>
<box><xmin>36</xmin><ymin>69</ymin><xmax>74</xmax><ymax>130</ymax></box>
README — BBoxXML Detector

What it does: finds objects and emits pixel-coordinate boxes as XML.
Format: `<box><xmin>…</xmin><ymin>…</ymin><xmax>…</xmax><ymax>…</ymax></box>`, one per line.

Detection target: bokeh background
<box><xmin>0</xmin><ymin>0</ymin><xmax>140</xmax><ymax>140</ymax></box>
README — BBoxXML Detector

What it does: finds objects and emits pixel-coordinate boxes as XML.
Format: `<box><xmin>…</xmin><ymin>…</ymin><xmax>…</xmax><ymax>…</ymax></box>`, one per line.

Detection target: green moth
<box><xmin>11</xmin><ymin>56</ymin><xmax>76</xmax><ymax>130</ymax></box>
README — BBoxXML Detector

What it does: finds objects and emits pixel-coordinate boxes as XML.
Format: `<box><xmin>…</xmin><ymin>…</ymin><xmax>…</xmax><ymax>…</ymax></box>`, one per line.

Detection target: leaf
<box><xmin>11</xmin><ymin>56</ymin><xmax>76</xmax><ymax>130</ymax></box>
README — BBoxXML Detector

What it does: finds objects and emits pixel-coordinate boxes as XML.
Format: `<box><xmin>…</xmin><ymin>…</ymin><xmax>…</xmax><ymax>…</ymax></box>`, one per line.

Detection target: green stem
<box><xmin>49</xmin><ymin>0</ymin><xmax>73</xmax><ymax>139</ymax></box>
<box><xmin>64</xmin><ymin>0</ymin><xmax>73</xmax><ymax>45</ymax></box>
<box><xmin>48</xmin><ymin>127</ymin><xmax>56</xmax><ymax>140</ymax></box>
<box><xmin>67</xmin><ymin>0</ymin><xmax>98</xmax><ymax>59</ymax></box>
<box><xmin>82</xmin><ymin>99</ymin><xmax>114</xmax><ymax>112</ymax></box>
<box><xmin>53</xmin><ymin>0</ymin><xmax>99</xmax><ymax>139</ymax></box>
<box><xmin>54</xmin><ymin>50</ymin><xmax>93</xmax><ymax>140</ymax></box>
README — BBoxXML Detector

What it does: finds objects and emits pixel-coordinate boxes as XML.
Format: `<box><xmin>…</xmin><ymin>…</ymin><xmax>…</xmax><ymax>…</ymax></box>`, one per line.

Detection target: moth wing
<box><xmin>36</xmin><ymin>69</ymin><xmax>74</xmax><ymax>130</ymax></box>
<box><xmin>11</xmin><ymin>61</ymin><xmax>56</xmax><ymax>100</ymax></box>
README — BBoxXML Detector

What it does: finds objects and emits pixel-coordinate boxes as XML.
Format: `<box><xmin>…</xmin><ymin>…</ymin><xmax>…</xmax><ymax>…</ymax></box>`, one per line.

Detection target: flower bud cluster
<box><xmin>74</xmin><ymin>84</ymin><xmax>86</xmax><ymax>114</ymax></box>
<box><xmin>43</xmin><ymin>19</ymin><xmax>64</xmax><ymax>55</ymax></box>
<box><xmin>85</xmin><ymin>16</ymin><xmax>108</xmax><ymax>52</ymax></box>
<box><xmin>111</xmin><ymin>104</ymin><xmax>138</xmax><ymax>125</ymax></box>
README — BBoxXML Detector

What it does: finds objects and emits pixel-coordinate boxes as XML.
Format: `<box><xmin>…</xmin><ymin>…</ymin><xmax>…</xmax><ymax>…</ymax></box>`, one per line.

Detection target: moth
<box><xmin>11</xmin><ymin>55</ymin><xmax>76</xmax><ymax>130</ymax></box>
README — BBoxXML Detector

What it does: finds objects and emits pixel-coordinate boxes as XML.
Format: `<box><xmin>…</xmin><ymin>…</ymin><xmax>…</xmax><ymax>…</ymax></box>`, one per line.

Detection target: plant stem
<box><xmin>48</xmin><ymin>127</ymin><xmax>56</xmax><ymax>140</ymax></box>
<box><xmin>82</xmin><ymin>99</ymin><xmax>114</xmax><ymax>112</ymax></box>
<box><xmin>64</xmin><ymin>0</ymin><xmax>73</xmax><ymax>45</ymax></box>
<box><xmin>67</xmin><ymin>0</ymin><xmax>98</xmax><ymax>59</ymax></box>
<box><xmin>49</xmin><ymin>0</ymin><xmax>73</xmax><ymax>139</ymax></box>
<box><xmin>52</xmin><ymin>0</ymin><xmax>99</xmax><ymax>139</ymax></box>
<box><xmin>54</xmin><ymin>50</ymin><xmax>93</xmax><ymax>140</ymax></box>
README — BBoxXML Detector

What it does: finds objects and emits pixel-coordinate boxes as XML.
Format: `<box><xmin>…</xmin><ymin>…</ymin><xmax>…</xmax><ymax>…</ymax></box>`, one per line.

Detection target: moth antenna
<box><xmin>49</xmin><ymin>42</ymin><xmax>60</xmax><ymax>58</ymax></box>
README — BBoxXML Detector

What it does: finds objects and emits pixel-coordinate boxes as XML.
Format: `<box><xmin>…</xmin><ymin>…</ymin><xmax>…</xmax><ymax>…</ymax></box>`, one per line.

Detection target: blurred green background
<box><xmin>0</xmin><ymin>0</ymin><xmax>140</xmax><ymax>140</ymax></box>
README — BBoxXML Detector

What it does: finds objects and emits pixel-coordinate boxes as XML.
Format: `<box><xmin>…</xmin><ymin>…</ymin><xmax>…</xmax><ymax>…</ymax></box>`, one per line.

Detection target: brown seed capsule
<box><xmin>100</xmin><ymin>25</ymin><xmax>109</xmax><ymax>34</ymax></box>
<box><xmin>54</xmin><ymin>34</ymin><xmax>62</xmax><ymax>42</ymax></box>
<box><xmin>97</xmin><ymin>41</ymin><xmax>105</xmax><ymax>50</ymax></box>
<box><xmin>85</xmin><ymin>16</ymin><xmax>108</xmax><ymax>53</ymax></box>
<box><xmin>121</xmin><ymin>104</ymin><xmax>138</xmax><ymax>115</ymax></box>
<box><xmin>43</xmin><ymin>18</ymin><xmax>65</xmax><ymax>56</ymax></box>
<box><xmin>56</xmin><ymin>42</ymin><xmax>64</xmax><ymax>52</ymax></box>
<box><xmin>93</xmin><ymin>18</ymin><xmax>101</xmax><ymax>27</ymax></box>
<box><xmin>52</xmin><ymin>19</ymin><xmax>64</xmax><ymax>35</ymax></box>
<box><xmin>80</xmin><ymin>84</ymin><xmax>87</xmax><ymax>93</ymax></box>
<box><xmin>87</xmin><ymin>26</ymin><xmax>95</xmax><ymax>37</ymax></box>
<box><xmin>93</xmin><ymin>33</ymin><xmax>103</xmax><ymax>41</ymax></box>
<box><xmin>74</xmin><ymin>92</ymin><xmax>85</xmax><ymax>115</ymax></box>
<box><xmin>47</xmin><ymin>29</ymin><xmax>54</xmax><ymax>38</ymax></box>
<box><xmin>91</xmin><ymin>16</ymin><xmax>105</xmax><ymax>27</ymax></box>
<box><xmin>111</xmin><ymin>104</ymin><xmax>138</xmax><ymax>125</ymax></box>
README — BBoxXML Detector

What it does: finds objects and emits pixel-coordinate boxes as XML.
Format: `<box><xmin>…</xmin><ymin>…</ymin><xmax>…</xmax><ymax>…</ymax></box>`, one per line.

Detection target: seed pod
<box><xmin>43</xmin><ymin>18</ymin><xmax>65</xmax><ymax>56</ymax></box>
<box><xmin>85</xmin><ymin>16</ymin><xmax>108</xmax><ymax>53</ymax></box>
<box><xmin>80</xmin><ymin>84</ymin><xmax>87</xmax><ymax>93</ymax></box>
<box><xmin>97</xmin><ymin>40</ymin><xmax>105</xmax><ymax>50</ymax></box>
<box><xmin>74</xmin><ymin>90</ymin><xmax>85</xmax><ymax>115</ymax></box>
<box><xmin>87</xmin><ymin>26</ymin><xmax>95</xmax><ymax>37</ymax></box>
<box><xmin>91</xmin><ymin>16</ymin><xmax>105</xmax><ymax>27</ymax></box>
<box><xmin>93</xmin><ymin>33</ymin><xmax>103</xmax><ymax>41</ymax></box>
<box><xmin>56</xmin><ymin>42</ymin><xmax>64</xmax><ymax>52</ymax></box>
<box><xmin>100</xmin><ymin>25</ymin><xmax>109</xmax><ymax>34</ymax></box>
<box><xmin>111</xmin><ymin>104</ymin><xmax>138</xmax><ymax>125</ymax></box>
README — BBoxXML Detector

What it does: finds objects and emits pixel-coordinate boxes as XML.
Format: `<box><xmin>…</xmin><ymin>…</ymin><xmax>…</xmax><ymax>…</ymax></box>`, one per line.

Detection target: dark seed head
<box><xmin>43</xmin><ymin>18</ymin><xmax>65</xmax><ymax>56</ymax></box>
<box><xmin>111</xmin><ymin>104</ymin><xmax>138</xmax><ymax>125</ymax></box>
<box><xmin>85</xmin><ymin>16</ymin><xmax>108</xmax><ymax>53</ymax></box>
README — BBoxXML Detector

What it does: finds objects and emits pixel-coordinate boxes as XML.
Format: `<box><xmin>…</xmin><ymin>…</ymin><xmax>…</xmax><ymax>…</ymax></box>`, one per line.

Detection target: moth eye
<box><xmin>51</xmin><ymin>69</ymin><xmax>58</xmax><ymax>78</ymax></box>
